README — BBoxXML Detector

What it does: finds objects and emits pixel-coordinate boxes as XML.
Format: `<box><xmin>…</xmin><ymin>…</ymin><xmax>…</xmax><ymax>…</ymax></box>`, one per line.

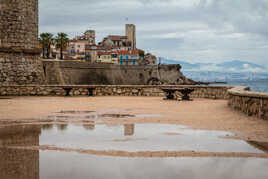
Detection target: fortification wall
<box><xmin>42</xmin><ymin>60</ymin><xmax>193</xmax><ymax>85</ymax></box>
<box><xmin>228</xmin><ymin>86</ymin><xmax>268</xmax><ymax>120</ymax></box>
<box><xmin>0</xmin><ymin>85</ymin><xmax>231</xmax><ymax>99</ymax></box>
<box><xmin>0</xmin><ymin>0</ymin><xmax>45</xmax><ymax>85</ymax></box>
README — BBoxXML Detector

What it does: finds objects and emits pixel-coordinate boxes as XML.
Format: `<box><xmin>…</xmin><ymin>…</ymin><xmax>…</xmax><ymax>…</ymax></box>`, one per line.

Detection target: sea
<box><xmin>182</xmin><ymin>71</ymin><xmax>268</xmax><ymax>93</ymax></box>
<box><xmin>210</xmin><ymin>79</ymin><xmax>268</xmax><ymax>93</ymax></box>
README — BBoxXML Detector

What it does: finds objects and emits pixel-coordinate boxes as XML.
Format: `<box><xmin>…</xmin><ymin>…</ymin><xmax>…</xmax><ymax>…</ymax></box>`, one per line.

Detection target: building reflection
<box><xmin>56</xmin><ymin>124</ymin><xmax>68</xmax><ymax>131</ymax></box>
<box><xmin>41</xmin><ymin>124</ymin><xmax>54</xmax><ymax>130</ymax></box>
<box><xmin>124</xmin><ymin>124</ymin><xmax>135</xmax><ymax>136</ymax></box>
<box><xmin>0</xmin><ymin>125</ymin><xmax>41</xmax><ymax>179</ymax></box>
<box><xmin>83</xmin><ymin>121</ymin><xmax>95</xmax><ymax>130</ymax></box>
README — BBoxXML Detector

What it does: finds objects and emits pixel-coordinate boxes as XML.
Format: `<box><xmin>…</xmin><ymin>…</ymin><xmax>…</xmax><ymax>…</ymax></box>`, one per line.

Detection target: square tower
<box><xmin>84</xmin><ymin>30</ymin><xmax>96</xmax><ymax>45</ymax></box>
<box><xmin>125</xmin><ymin>24</ymin><xmax>136</xmax><ymax>50</ymax></box>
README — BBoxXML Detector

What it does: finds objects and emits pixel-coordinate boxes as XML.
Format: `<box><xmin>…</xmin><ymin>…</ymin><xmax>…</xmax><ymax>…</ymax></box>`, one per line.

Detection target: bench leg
<box><xmin>63</xmin><ymin>88</ymin><xmax>72</xmax><ymax>96</ymax></box>
<box><xmin>87</xmin><ymin>88</ymin><xmax>94</xmax><ymax>96</ymax></box>
<box><xmin>181</xmin><ymin>92</ymin><xmax>192</xmax><ymax>101</ymax></box>
<box><xmin>166</xmin><ymin>92</ymin><xmax>175</xmax><ymax>100</ymax></box>
<box><xmin>181</xmin><ymin>94</ymin><xmax>190</xmax><ymax>101</ymax></box>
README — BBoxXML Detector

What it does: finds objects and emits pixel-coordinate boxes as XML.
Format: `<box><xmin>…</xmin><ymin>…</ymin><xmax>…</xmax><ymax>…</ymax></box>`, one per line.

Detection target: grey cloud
<box><xmin>40</xmin><ymin>0</ymin><xmax>268</xmax><ymax>66</ymax></box>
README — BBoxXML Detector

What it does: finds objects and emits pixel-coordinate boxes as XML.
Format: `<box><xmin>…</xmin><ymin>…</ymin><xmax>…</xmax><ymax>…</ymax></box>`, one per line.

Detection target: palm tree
<box><xmin>39</xmin><ymin>33</ymin><xmax>54</xmax><ymax>59</ymax></box>
<box><xmin>55</xmin><ymin>32</ymin><xmax>69</xmax><ymax>60</ymax></box>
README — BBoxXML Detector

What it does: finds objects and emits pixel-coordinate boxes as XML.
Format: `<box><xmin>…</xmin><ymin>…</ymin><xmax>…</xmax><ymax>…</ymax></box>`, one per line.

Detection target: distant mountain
<box><xmin>159</xmin><ymin>57</ymin><xmax>268</xmax><ymax>82</ymax></box>
<box><xmin>218</xmin><ymin>60</ymin><xmax>265</xmax><ymax>71</ymax></box>
<box><xmin>159</xmin><ymin>58</ymin><xmax>268</xmax><ymax>73</ymax></box>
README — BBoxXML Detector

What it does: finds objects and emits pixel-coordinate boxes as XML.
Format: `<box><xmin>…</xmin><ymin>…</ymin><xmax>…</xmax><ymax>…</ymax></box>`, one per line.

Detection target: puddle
<box><xmin>1</xmin><ymin>123</ymin><xmax>268</xmax><ymax>179</ymax></box>
<box><xmin>56</xmin><ymin>110</ymin><xmax>95</xmax><ymax>114</ymax></box>
<box><xmin>0</xmin><ymin>149</ymin><xmax>268</xmax><ymax>179</ymax></box>
<box><xmin>0</xmin><ymin>123</ymin><xmax>266</xmax><ymax>154</ymax></box>
<box><xmin>38</xmin><ymin>124</ymin><xmax>264</xmax><ymax>153</ymax></box>
<box><xmin>45</xmin><ymin>111</ymin><xmax>162</xmax><ymax>122</ymax></box>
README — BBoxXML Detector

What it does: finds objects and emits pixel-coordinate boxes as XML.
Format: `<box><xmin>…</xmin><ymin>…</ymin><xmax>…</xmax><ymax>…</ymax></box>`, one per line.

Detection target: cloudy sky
<box><xmin>40</xmin><ymin>0</ymin><xmax>268</xmax><ymax>66</ymax></box>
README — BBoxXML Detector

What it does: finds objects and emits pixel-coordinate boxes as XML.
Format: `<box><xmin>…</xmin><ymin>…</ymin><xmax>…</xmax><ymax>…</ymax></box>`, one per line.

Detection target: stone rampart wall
<box><xmin>228</xmin><ymin>86</ymin><xmax>268</xmax><ymax>120</ymax></box>
<box><xmin>0</xmin><ymin>85</ymin><xmax>231</xmax><ymax>99</ymax></box>
<box><xmin>42</xmin><ymin>60</ymin><xmax>193</xmax><ymax>85</ymax></box>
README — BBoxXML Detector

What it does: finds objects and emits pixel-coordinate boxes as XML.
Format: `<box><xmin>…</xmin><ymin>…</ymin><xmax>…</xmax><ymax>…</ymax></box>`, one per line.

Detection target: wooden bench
<box><xmin>161</xmin><ymin>88</ymin><xmax>195</xmax><ymax>101</ymax></box>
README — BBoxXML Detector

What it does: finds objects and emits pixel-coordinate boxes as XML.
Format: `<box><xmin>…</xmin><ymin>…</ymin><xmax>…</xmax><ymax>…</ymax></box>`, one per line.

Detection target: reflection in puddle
<box><xmin>37</xmin><ymin>124</ymin><xmax>263</xmax><ymax>153</ymax></box>
<box><xmin>0</xmin><ymin>148</ymin><xmax>268</xmax><ymax>179</ymax></box>
<box><xmin>0</xmin><ymin>123</ymin><xmax>266</xmax><ymax>154</ymax></box>
<box><xmin>0</xmin><ymin>124</ymin><xmax>268</xmax><ymax>179</ymax></box>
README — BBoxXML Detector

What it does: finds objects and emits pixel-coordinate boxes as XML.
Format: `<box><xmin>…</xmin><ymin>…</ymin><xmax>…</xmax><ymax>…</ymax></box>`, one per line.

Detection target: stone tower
<box><xmin>84</xmin><ymin>30</ymin><xmax>96</xmax><ymax>45</ymax></box>
<box><xmin>125</xmin><ymin>24</ymin><xmax>136</xmax><ymax>50</ymax></box>
<box><xmin>0</xmin><ymin>0</ymin><xmax>45</xmax><ymax>85</ymax></box>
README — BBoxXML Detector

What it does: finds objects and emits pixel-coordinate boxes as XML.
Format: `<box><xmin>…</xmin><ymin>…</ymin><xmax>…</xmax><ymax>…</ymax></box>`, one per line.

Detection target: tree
<box><xmin>55</xmin><ymin>32</ymin><xmax>69</xmax><ymax>60</ymax></box>
<box><xmin>39</xmin><ymin>33</ymin><xmax>54</xmax><ymax>59</ymax></box>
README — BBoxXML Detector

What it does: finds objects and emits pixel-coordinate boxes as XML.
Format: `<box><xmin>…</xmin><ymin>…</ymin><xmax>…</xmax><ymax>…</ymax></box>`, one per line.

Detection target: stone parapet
<box><xmin>228</xmin><ymin>86</ymin><xmax>268</xmax><ymax>120</ymax></box>
<box><xmin>0</xmin><ymin>85</ymin><xmax>232</xmax><ymax>99</ymax></box>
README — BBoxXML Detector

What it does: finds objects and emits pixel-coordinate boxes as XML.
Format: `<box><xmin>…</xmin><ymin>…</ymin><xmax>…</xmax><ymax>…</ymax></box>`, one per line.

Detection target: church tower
<box><xmin>125</xmin><ymin>24</ymin><xmax>136</xmax><ymax>50</ymax></box>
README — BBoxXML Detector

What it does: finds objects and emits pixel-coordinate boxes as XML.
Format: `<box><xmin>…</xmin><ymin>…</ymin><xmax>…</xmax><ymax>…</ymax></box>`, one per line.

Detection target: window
<box><xmin>111</xmin><ymin>54</ymin><xmax>117</xmax><ymax>58</ymax></box>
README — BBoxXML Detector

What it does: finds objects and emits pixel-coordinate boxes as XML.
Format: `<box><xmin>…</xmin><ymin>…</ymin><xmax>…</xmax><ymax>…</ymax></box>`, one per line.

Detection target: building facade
<box><xmin>118</xmin><ymin>50</ymin><xmax>140</xmax><ymax>66</ymax></box>
<box><xmin>97</xmin><ymin>51</ymin><xmax>118</xmax><ymax>64</ymax></box>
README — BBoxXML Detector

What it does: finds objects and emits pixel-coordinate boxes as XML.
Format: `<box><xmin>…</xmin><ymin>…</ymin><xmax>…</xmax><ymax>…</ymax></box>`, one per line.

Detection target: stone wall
<box><xmin>42</xmin><ymin>60</ymin><xmax>194</xmax><ymax>85</ymax></box>
<box><xmin>0</xmin><ymin>0</ymin><xmax>38</xmax><ymax>49</ymax></box>
<box><xmin>228</xmin><ymin>86</ymin><xmax>268</xmax><ymax>120</ymax></box>
<box><xmin>0</xmin><ymin>0</ymin><xmax>45</xmax><ymax>85</ymax></box>
<box><xmin>0</xmin><ymin>52</ymin><xmax>45</xmax><ymax>85</ymax></box>
<box><xmin>0</xmin><ymin>85</ymin><xmax>232</xmax><ymax>99</ymax></box>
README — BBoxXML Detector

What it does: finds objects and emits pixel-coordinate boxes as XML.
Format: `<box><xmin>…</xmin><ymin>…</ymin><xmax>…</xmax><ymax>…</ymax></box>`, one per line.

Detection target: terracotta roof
<box><xmin>107</xmin><ymin>35</ymin><xmax>127</xmax><ymax>41</ymax></box>
<box><xmin>97</xmin><ymin>51</ymin><xmax>112</xmax><ymax>56</ymax></box>
<box><xmin>97</xmin><ymin>50</ymin><xmax>139</xmax><ymax>56</ymax></box>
